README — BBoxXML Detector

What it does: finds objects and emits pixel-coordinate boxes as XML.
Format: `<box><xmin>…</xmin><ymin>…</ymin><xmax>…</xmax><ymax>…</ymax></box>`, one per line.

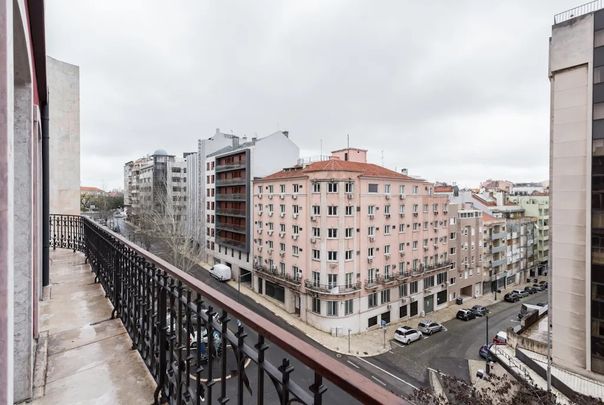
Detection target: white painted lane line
<box><xmin>355</xmin><ymin>356</ymin><xmax>419</xmax><ymax>390</ymax></box>
<box><xmin>371</xmin><ymin>375</ymin><xmax>387</xmax><ymax>386</ymax></box>
<box><xmin>347</xmin><ymin>360</ymin><xmax>360</xmax><ymax>369</ymax></box>
<box><xmin>391</xmin><ymin>341</ymin><xmax>406</xmax><ymax>348</ymax></box>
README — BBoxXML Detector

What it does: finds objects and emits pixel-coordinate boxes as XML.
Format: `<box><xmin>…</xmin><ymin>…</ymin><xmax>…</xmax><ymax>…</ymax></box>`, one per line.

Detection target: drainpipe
<box><xmin>42</xmin><ymin>103</ymin><xmax>49</xmax><ymax>287</ymax></box>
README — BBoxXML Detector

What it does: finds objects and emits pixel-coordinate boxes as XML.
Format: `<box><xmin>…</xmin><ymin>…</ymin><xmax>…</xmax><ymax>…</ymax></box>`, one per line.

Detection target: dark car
<box><xmin>504</xmin><ymin>292</ymin><xmax>520</xmax><ymax>303</ymax></box>
<box><xmin>470</xmin><ymin>305</ymin><xmax>489</xmax><ymax>317</ymax></box>
<box><xmin>479</xmin><ymin>344</ymin><xmax>496</xmax><ymax>362</ymax></box>
<box><xmin>456</xmin><ymin>309</ymin><xmax>476</xmax><ymax>321</ymax></box>
<box><xmin>524</xmin><ymin>286</ymin><xmax>537</xmax><ymax>295</ymax></box>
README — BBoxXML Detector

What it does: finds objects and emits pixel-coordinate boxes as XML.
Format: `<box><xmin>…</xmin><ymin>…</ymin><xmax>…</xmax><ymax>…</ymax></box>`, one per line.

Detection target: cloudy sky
<box><xmin>46</xmin><ymin>0</ymin><xmax>580</xmax><ymax>190</ymax></box>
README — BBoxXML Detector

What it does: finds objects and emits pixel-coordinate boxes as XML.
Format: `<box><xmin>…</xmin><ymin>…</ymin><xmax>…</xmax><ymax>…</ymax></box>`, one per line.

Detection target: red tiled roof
<box><xmin>482</xmin><ymin>213</ymin><xmax>500</xmax><ymax>222</ymax></box>
<box><xmin>80</xmin><ymin>186</ymin><xmax>105</xmax><ymax>193</ymax></box>
<box><xmin>260</xmin><ymin>159</ymin><xmax>420</xmax><ymax>181</ymax></box>
<box><xmin>472</xmin><ymin>194</ymin><xmax>497</xmax><ymax>207</ymax></box>
<box><xmin>434</xmin><ymin>186</ymin><xmax>453</xmax><ymax>192</ymax></box>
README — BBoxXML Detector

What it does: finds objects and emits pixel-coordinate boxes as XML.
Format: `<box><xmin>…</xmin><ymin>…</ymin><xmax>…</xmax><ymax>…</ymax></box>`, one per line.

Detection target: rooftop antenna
<box><xmin>347</xmin><ymin>134</ymin><xmax>350</xmax><ymax>149</ymax></box>
<box><xmin>381</xmin><ymin>150</ymin><xmax>384</xmax><ymax>167</ymax></box>
<box><xmin>320</xmin><ymin>139</ymin><xmax>323</xmax><ymax>158</ymax></box>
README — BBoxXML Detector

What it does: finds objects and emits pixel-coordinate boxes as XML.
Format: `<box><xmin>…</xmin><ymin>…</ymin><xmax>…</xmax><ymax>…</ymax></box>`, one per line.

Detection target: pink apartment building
<box><xmin>252</xmin><ymin>148</ymin><xmax>450</xmax><ymax>333</ymax></box>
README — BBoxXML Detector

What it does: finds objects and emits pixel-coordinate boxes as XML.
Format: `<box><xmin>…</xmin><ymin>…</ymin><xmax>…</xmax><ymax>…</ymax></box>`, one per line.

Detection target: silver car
<box><xmin>417</xmin><ymin>320</ymin><xmax>443</xmax><ymax>335</ymax></box>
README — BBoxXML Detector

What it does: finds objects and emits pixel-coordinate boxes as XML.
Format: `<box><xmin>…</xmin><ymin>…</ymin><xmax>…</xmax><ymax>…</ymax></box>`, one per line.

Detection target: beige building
<box><xmin>549</xmin><ymin>4</ymin><xmax>604</xmax><ymax>377</ymax></box>
<box><xmin>509</xmin><ymin>194</ymin><xmax>550</xmax><ymax>275</ymax></box>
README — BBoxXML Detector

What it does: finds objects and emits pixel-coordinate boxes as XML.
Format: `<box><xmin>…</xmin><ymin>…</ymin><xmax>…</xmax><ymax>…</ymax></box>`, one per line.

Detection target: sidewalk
<box><xmin>227</xmin><ymin>280</ymin><xmax>537</xmax><ymax>357</ymax></box>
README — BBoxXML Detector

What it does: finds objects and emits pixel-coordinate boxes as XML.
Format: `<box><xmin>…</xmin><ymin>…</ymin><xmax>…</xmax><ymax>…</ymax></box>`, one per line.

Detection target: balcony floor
<box><xmin>33</xmin><ymin>249</ymin><xmax>155</xmax><ymax>404</ymax></box>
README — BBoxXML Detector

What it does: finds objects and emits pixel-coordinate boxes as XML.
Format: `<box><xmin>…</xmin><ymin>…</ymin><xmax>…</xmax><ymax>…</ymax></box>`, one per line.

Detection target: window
<box><xmin>293</xmin><ymin>225</ymin><xmax>300</xmax><ymax>235</ymax></box>
<box><xmin>328</xmin><ymin>182</ymin><xmax>338</xmax><ymax>193</ymax></box>
<box><xmin>313</xmin><ymin>182</ymin><xmax>320</xmax><ymax>193</ymax></box>
<box><xmin>293</xmin><ymin>266</ymin><xmax>301</xmax><ymax>281</ymax></box>
<box><xmin>280</xmin><ymin>243</ymin><xmax>286</xmax><ymax>252</ymax></box>
<box><xmin>368</xmin><ymin>268</ymin><xmax>375</xmax><ymax>283</ymax></box>
<box><xmin>368</xmin><ymin>226</ymin><xmax>375</xmax><ymax>236</ymax></box>
<box><xmin>423</xmin><ymin>238</ymin><xmax>428</xmax><ymax>248</ymax></box>
<box><xmin>312</xmin><ymin>297</ymin><xmax>321</xmax><ymax>314</ymax></box>
<box><xmin>384</xmin><ymin>225</ymin><xmax>391</xmax><ymax>235</ymax></box>
<box><xmin>368</xmin><ymin>205</ymin><xmax>375</xmax><ymax>215</ymax></box>
<box><xmin>345</xmin><ymin>182</ymin><xmax>354</xmax><ymax>193</ymax></box>
<box><xmin>328</xmin><ymin>206</ymin><xmax>338</xmax><ymax>216</ymax></box>
<box><xmin>268</xmin><ymin>204</ymin><xmax>274</xmax><ymax>213</ymax></box>
<box><xmin>399</xmin><ymin>185</ymin><xmax>405</xmax><ymax>195</ymax></box>
<box><xmin>328</xmin><ymin>251</ymin><xmax>338</xmax><ymax>261</ymax></box>
<box><xmin>399</xmin><ymin>204</ymin><xmax>405</xmax><ymax>214</ymax></box>
<box><xmin>345</xmin><ymin>250</ymin><xmax>353</xmax><ymax>260</ymax></box>
<box><xmin>312</xmin><ymin>205</ymin><xmax>320</xmax><ymax>215</ymax></box>
<box><xmin>412</xmin><ymin>241</ymin><xmax>418</xmax><ymax>250</ymax></box>
<box><xmin>381</xmin><ymin>289</ymin><xmax>391</xmax><ymax>304</ymax></box>
<box><xmin>280</xmin><ymin>223</ymin><xmax>286</xmax><ymax>232</ymax></box>
<box><xmin>450</xmin><ymin>232</ymin><xmax>456</xmax><ymax>240</ymax></box>
<box><xmin>280</xmin><ymin>204</ymin><xmax>285</xmax><ymax>214</ymax></box>
<box><xmin>412</xmin><ymin>204</ymin><xmax>418</xmax><ymax>213</ymax></box>
<box><xmin>368</xmin><ymin>292</ymin><xmax>378</xmax><ymax>308</ymax></box>
<box><xmin>410</xmin><ymin>281</ymin><xmax>418</xmax><ymax>294</ymax></box>
<box><xmin>328</xmin><ymin>228</ymin><xmax>338</xmax><ymax>238</ymax></box>
<box><xmin>437</xmin><ymin>271</ymin><xmax>447</xmax><ymax>285</ymax></box>
<box><xmin>399</xmin><ymin>283</ymin><xmax>408</xmax><ymax>297</ymax></box>
<box><xmin>293</xmin><ymin>205</ymin><xmax>300</xmax><ymax>214</ymax></box>
<box><xmin>293</xmin><ymin>246</ymin><xmax>300</xmax><ymax>256</ymax></box>
<box><xmin>450</xmin><ymin>247</ymin><xmax>456</xmax><ymax>255</ymax></box>
<box><xmin>345</xmin><ymin>227</ymin><xmax>353</xmax><ymax>238</ymax></box>
<box><xmin>327</xmin><ymin>301</ymin><xmax>338</xmax><ymax>316</ymax></box>
<box><xmin>257</xmin><ymin>185</ymin><xmax>262</xmax><ymax>194</ymax></box>
<box><xmin>344</xmin><ymin>299</ymin><xmax>353</xmax><ymax>315</ymax></box>
<box><xmin>423</xmin><ymin>221</ymin><xmax>428</xmax><ymax>230</ymax></box>
<box><xmin>279</xmin><ymin>184</ymin><xmax>285</xmax><ymax>193</ymax></box>
<box><xmin>384</xmin><ymin>184</ymin><xmax>391</xmax><ymax>194</ymax></box>
<box><xmin>424</xmin><ymin>276</ymin><xmax>435</xmax><ymax>289</ymax></box>
<box><xmin>345</xmin><ymin>273</ymin><xmax>353</xmax><ymax>288</ymax></box>
<box><xmin>268</xmin><ymin>222</ymin><xmax>274</xmax><ymax>230</ymax></box>
<box><xmin>312</xmin><ymin>249</ymin><xmax>320</xmax><ymax>260</ymax></box>
<box><xmin>293</xmin><ymin>184</ymin><xmax>301</xmax><ymax>193</ymax></box>
<box><xmin>423</xmin><ymin>204</ymin><xmax>429</xmax><ymax>213</ymax></box>
<box><xmin>268</xmin><ymin>185</ymin><xmax>274</xmax><ymax>193</ymax></box>
<box><xmin>312</xmin><ymin>227</ymin><xmax>320</xmax><ymax>237</ymax></box>
<box><xmin>450</xmin><ymin>277</ymin><xmax>456</xmax><ymax>285</ymax></box>
<box><xmin>384</xmin><ymin>205</ymin><xmax>391</xmax><ymax>215</ymax></box>
<box><xmin>345</xmin><ymin>206</ymin><xmax>354</xmax><ymax>216</ymax></box>
<box><xmin>312</xmin><ymin>271</ymin><xmax>320</xmax><ymax>286</ymax></box>
<box><xmin>368</xmin><ymin>247</ymin><xmax>374</xmax><ymax>258</ymax></box>
<box><xmin>384</xmin><ymin>264</ymin><xmax>391</xmax><ymax>277</ymax></box>
<box><xmin>384</xmin><ymin>245</ymin><xmax>391</xmax><ymax>254</ymax></box>
<box><xmin>413</xmin><ymin>186</ymin><xmax>418</xmax><ymax>194</ymax></box>
<box><xmin>368</xmin><ymin>184</ymin><xmax>378</xmax><ymax>193</ymax></box>
<box><xmin>399</xmin><ymin>224</ymin><xmax>405</xmax><ymax>233</ymax></box>
<box><xmin>432</xmin><ymin>203</ymin><xmax>438</xmax><ymax>212</ymax></box>
<box><xmin>328</xmin><ymin>274</ymin><xmax>338</xmax><ymax>289</ymax></box>
<box><xmin>596</xmin><ymin>66</ymin><xmax>604</xmax><ymax>85</ymax></box>
<box><xmin>399</xmin><ymin>242</ymin><xmax>404</xmax><ymax>252</ymax></box>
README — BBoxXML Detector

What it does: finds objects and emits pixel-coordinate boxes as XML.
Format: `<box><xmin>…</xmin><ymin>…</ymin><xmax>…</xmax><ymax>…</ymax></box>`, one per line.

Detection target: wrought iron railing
<box><xmin>303</xmin><ymin>280</ymin><xmax>360</xmax><ymax>294</ymax></box>
<box><xmin>49</xmin><ymin>214</ymin><xmax>405</xmax><ymax>405</ymax></box>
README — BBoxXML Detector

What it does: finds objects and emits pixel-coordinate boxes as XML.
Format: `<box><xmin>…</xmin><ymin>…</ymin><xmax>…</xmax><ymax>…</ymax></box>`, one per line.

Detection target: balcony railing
<box><xmin>215</xmin><ymin>222</ymin><xmax>246</xmax><ymax>234</ymax></box>
<box><xmin>49</xmin><ymin>214</ymin><xmax>404</xmax><ymax>405</ymax></box>
<box><xmin>554</xmin><ymin>0</ymin><xmax>604</xmax><ymax>24</ymax></box>
<box><xmin>215</xmin><ymin>193</ymin><xmax>246</xmax><ymax>201</ymax></box>
<box><xmin>215</xmin><ymin>162</ymin><xmax>246</xmax><ymax>173</ymax></box>
<box><xmin>216</xmin><ymin>236</ymin><xmax>247</xmax><ymax>251</ymax></box>
<box><xmin>216</xmin><ymin>177</ymin><xmax>246</xmax><ymax>186</ymax></box>
<box><xmin>254</xmin><ymin>265</ymin><xmax>302</xmax><ymax>288</ymax></box>
<box><xmin>216</xmin><ymin>208</ymin><xmax>247</xmax><ymax>217</ymax></box>
<box><xmin>304</xmin><ymin>280</ymin><xmax>361</xmax><ymax>295</ymax></box>
<box><xmin>492</xmin><ymin>231</ymin><xmax>507</xmax><ymax>240</ymax></box>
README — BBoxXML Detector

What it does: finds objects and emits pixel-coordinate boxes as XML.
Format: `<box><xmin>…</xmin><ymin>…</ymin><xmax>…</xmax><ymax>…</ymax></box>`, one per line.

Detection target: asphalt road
<box><xmin>344</xmin><ymin>290</ymin><xmax>549</xmax><ymax>397</ymax></box>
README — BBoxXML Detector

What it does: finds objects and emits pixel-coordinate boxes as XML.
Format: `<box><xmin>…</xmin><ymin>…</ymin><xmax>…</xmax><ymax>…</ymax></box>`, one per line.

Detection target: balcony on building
<box><xmin>254</xmin><ymin>264</ymin><xmax>302</xmax><ymax>290</ymax></box>
<box><xmin>40</xmin><ymin>215</ymin><xmax>404</xmax><ymax>405</ymax></box>
<box><xmin>304</xmin><ymin>280</ymin><xmax>361</xmax><ymax>295</ymax></box>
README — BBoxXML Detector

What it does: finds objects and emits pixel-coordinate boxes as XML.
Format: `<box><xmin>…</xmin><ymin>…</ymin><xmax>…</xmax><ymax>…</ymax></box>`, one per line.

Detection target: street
<box><xmin>343</xmin><ymin>290</ymin><xmax>548</xmax><ymax>397</ymax></box>
<box><xmin>113</xmin><ymin>216</ymin><xmax>547</xmax><ymax>401</ymax></box>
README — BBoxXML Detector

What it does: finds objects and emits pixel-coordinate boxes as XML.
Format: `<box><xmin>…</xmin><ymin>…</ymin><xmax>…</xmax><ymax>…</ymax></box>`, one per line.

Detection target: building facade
<box><xmin>549</xmin><ymin>4</ymin><xmax>604</xmax><ymax>377</ymax></box>
<box><xmin>509</xmin><ymin>194</ymin><xmax>550</xmax><ymax>275</ymax></box>
<box><xmin>205</xmin><ymin>131</ymin><xmax>300</xmax><ymax>281</ymax></box>
<box><xmin>252</xmin><ymin>148</ymin><xmax>450</xmax><ymax>334</ymax></box>
<box><xmin>447</xmin><ymin>203</ymin><xmax>483</xmax><ymax>301</ymax></box>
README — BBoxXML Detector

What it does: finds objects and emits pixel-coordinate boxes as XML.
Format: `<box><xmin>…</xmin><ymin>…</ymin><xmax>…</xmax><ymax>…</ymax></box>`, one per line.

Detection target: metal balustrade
<box><xmin>554</xmin><ymin>0</ymin><xmax>604</xmax><ymax>24</ymax></box>
<box><xmin>49</xmin><ymin>214</ymin><xmax>405</xmax><ymax>405</ymax></box>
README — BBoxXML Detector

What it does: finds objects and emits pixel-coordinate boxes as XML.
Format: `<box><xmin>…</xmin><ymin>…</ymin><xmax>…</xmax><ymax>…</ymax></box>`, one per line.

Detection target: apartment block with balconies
<box><xmin>447</xmin><ymin>203</ymin><xmax>484</xmax><ymax>302</ymax></box>
<box><xmin>509</xmin><ymin>194</ymin><xmax>550</xmax><ymax>275</ymax></box>
<box><xmin>252</xmin><ymin>148</ymin><xmax>449</xmax><ymax>334</ymax></box>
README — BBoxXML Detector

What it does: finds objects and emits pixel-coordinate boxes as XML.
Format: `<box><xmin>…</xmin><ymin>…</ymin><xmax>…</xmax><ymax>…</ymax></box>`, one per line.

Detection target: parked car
<box><xmin>512</xmin><ymin>289</ymin><xmax>529</xmax><ymax>298</ymax></box>
<box><xmin>479</xmin><ymin>344</ymin><xmax>496</xmax><ymax>362</ymax></box>
<box><xmin>456</xmin><ymin>309</ymin><xmax>476</xmax><ymax>321</ymax></box>
<box><xmin>418</xmin><ymin>320</ymin><xmax>443</xmax><ymax>335</ymax></box>
<box><xmin>532</xmin><ymin>283</ymin><xmax>545</xmax><ymax>291</ymax></box>
<box><xmin>493</xmin><ymin>331</ymin><xmax>508</xmax><ymax>345</ymax></box>
<box><xmin>209</xmin><ymin>264</ymin><xmax>231</xmax><ymax>281</ymax></box>
<box><xmin>524</xmin><ymin>286</ymin><xmax>537</xmax><ymax>295</ymax></box>
<box><xmin>504</xmin><ymin>292</ymin><xmax>520</xmax><ymax>303</ymax></box>
<box><xmin>394</xmin><ymin>326</ymin><xmax>422</xmax><ymax>345</ymax></box>
<box><xmin>470</xmin><ymin>305</ymin><xmax>489</xmax><ymax>317</ymax></box>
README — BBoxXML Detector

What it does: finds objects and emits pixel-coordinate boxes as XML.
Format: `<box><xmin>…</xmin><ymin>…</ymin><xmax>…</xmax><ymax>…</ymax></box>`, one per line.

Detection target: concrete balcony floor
<box><xmin>33</xmin><ymin>249</ymin><xmax>155</xmax><ymax>404</ymax></box>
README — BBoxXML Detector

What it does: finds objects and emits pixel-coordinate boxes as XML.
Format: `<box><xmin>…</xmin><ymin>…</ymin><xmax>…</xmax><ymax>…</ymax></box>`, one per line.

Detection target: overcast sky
<box><xmin>46</xmin><ymin>0</ymin><xmax>581</xmax><ymax>190</ymax></box>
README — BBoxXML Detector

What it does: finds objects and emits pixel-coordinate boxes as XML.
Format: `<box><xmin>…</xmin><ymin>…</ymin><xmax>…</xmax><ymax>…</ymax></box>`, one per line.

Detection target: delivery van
<box><xmin>210</xmin><ymin>264</ymin><xmax>231</xmax><ymax>281</ymax></box>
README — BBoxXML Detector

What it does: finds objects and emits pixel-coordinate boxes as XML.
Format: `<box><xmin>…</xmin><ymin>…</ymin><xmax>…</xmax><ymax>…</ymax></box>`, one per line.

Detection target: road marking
<box><xmin>510</xmin><ymin>319</ymin><xmax>520</xmax><ymax>323</ymax></box>
<box><xmin>347</xmin><ymin>360</ymin><xmax>360</xmax><ymax>369</ymax></box>
<box><xmin>442</xmin><ymin>326</ymin><xmax>448</xmax><ymax>332</ymax></box>
<box><xmin>371</xmin><ymin>375</ymin><xmax>387</xmax><ymax>386</ymax></box>
<box><xmin>388</xmin><ymin>350</ymin><xmax>394</xmax><ymax>354</ymax></box>
<box><xmin>391</xmin><ymin>341</ymin><xmax>406</xmax><ymax>348</ymax></box>
<box><xmin>355</xmin><ymin>356</ymin><xmax>419</xmax><ymax>390</ymax></box>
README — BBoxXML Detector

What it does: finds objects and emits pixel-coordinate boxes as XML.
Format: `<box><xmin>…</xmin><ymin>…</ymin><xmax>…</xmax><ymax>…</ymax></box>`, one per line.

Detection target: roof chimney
<box><xmin>233</xmin><ymin>137</ymin><xmax>239</xmax><ymax>147</ymax></box>
<box><xmin>283</xmin><ymin>130</ymin><xmax>289</xmax><ymax>138</ymax></box>
<box><xmin>401</xmin><ymin>168</ymin><xmax>408</xmax><ymax>175</ymax></box>
<box><xmin>216</xmin><ymin>128</ymin><xmax>220</xmax><ymax>134</ymax></box>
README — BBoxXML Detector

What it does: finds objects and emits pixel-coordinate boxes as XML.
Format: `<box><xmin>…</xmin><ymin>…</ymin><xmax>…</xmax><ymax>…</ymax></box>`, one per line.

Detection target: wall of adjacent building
<box><xmin>47</xmin><ymin>57</ymin><xmax>80</xmax><ymax>215</ymax></box>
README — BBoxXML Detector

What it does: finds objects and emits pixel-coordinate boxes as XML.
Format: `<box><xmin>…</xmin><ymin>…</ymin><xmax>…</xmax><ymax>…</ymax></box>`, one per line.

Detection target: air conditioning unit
<box><xmin>293</xmin><ymin>213</ymin><xmax>299</xmax><ymax>219</ymax></box>
<box><xmin>292</xmin><ymin>234</ymin><xmax>299</xmax><ymax>240</ymax></box>
<box><xmin>399</xmin><ymin>213</ymin><xmax>404</xmax><ymax>218</ymax></box>
<box><xmin>258</xmin><ymin>246</ymin><xmax>263</xmax><ymax>251</ymax></box>
<box><xmin>279</xmin><ymin>194</ymin><xmax>285</xmax><ymax>200</ymax></box>
<box><xmin>268</xmin><ymin>248</ymin><xmax>273</xmax><ymax>254</ymax></box>
<box><xmin>399</xmin><ymin>252</ymin><xmax>405</xmax><ymax>257</ymax></box>
<box><xmin>279</xmin><ymin>232</ymin><xmax>285</xmax><ymax>238</ymax></box>
<box><xmin>311</xmin><ymin>215</ymin><xmax>317</xmax><ymax>222</ymax></box>
<box><xmin>280</xmin><ymin>212</ymin><xmax>285</xmax><ymax>218</ymax></box>
<box><xmin>258</xmin><ymin>194</ymin><xmax>263</xmax><ymax>199</ymax></box>
<box><xmin>268</xmin><ymin>212</ymin><xmax>273</xmax><ymax>217</ymax></box>
<box><xmin>310</xmin><ymin>237</ymin><xmax>316</xmax><ymax>244</ymax></box>
<box><xmin>268</xmin><ymin>230</ymin><xmax>273</xmax><ymax>236</ymax></box>
<box><xmin>258</xmin><ymin>211</ymin><xmax>263</xmax><ymax>216</ymax></box>
<box><xmin>279</xmin><ymin>251</ymin><xmax>285</xmax><ymax>257</ymax></box>
<box><xmin>384</xmin><ymin>253</ymin><xmax>391</xmax><ymax>259</ymax></box>
<box><xmin>385</xmin><ymin>194</ymin><xmax>391</xmax><ymax>200</ymax></box>
<box><xmin>268</xmin><ymin>195</ymin><xmax>273</xmax><ymax>200</ymax></box>
<box><xmin>399</xmin><ymin>194</ymin><xmax>405</xmax><ymax>200</ymax></box>
<box><xmin>369</xmin><ymin>236</ymin><xmax>375</xmax><ymax>242</ymax></box>
<box><xmin>413</xmin><ymin>213</ymin><xmax>418</xmax><ymax>217</ymax></box>
<box><xmin>346</xmin><ymin>193</ymin><xmax>353</xmax><ymax>200</ymax></box>
<box><xmin>367</xmin><ymin>257</ymin><xmax>373</xmax><ymax>263</ymax></box>
<box><xmin>257</xmin><ymin>229</ymin><xmax>263</xmax><ymax>234</ymax></box>
<box><xmin>292</xmin><ymin>195</ymin><xmax>298</xmax><ymax>200</ymax></box>
<box><xmin>369</xmin><ymin>214</ymin><xmax>375</xmax><ymax>220</ymax></box>
<box><xmin>385</xmin><ymin>214</ymin><xmax>391</xmax><ymax>219</ymax></box>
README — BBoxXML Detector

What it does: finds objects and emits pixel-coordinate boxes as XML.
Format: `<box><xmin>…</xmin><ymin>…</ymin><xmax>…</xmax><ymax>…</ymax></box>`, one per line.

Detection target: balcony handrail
<box><xmin>50</xmin><ymin>214</ymin><xmax>404</xmax><ymax>404</ymax></box>
<box><xmin>255</xmin><ymin>264</ymin><xmax>302</xmax><ymax>285</ymax></box>
<box><xmin>554</xmin><ymin>0</ymin><xmax>604</xmax><ymax>24</ymax></box>
<box><xmin>303</xmin><ymin>280</ymin><xmax>361</xmax><ymax>293</ymax></box>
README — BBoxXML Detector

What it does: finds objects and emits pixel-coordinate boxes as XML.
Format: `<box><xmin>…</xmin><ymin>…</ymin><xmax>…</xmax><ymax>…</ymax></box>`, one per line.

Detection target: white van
<box><xmin>209</xmin><ymin>264</ymin><xmax>231</xmax><ymax>281</ymax></box>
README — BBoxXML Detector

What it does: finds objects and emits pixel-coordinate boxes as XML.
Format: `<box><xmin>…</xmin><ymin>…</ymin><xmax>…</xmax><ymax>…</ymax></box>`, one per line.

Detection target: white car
<box><xmin>394</xmin><ymin>326</ymin><xmax>422</xmax><ymax>345</ymax></box>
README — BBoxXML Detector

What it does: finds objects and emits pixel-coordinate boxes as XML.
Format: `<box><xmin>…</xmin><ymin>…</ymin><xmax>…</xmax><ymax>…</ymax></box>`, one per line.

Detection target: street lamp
<box><xmin>485</xmin><ymin>314</ymin><xmax>491</xmax><ymax>374</ymax></box>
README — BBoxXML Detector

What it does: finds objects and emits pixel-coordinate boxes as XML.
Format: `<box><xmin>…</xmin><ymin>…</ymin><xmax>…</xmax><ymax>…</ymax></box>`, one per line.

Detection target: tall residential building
<box><xmin>206</xmin><ymin>131</ymin><xmax>299</xmax><ymax>280</ymax></box>
<box><xmin>252</xmin><ymin>148</ymin><xmax>450</xmax><ymax>333</ymax></box>
<box><xmin>549</xmin><ymin>3</ymin><xmax>604</xmax><ymax>377</ymax></box>
<box><xmin>124</xmin><ymin>150</ymin><xmax>187</xmax><ymax>225</ymax></box>
<box><xmin>481</xmin><ymin>213</ymin><xmax>508</xmax><ymax>292</ymax></box>
<box><xmin>509</xmin><ymin>194</ymin><xmax>550</xmax><ymax>275</ymax></box>
<box><xmin>446</xmin><ymin>203</ymin><xmax>484</xmax><ymax>301</ymax></box>
<box><xmin>185</xmin><ymin>152</ymin><xmax>200</xmax><ymax>243</ymax></box>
